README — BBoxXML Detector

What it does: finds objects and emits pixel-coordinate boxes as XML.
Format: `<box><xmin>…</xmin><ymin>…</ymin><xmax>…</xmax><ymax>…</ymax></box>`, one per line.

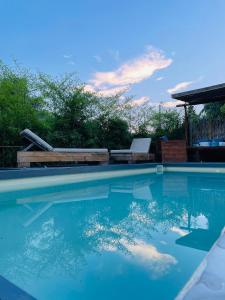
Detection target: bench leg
<box><xmin>18</xmin><ymin>162</ymin><xmax>31</xmax><ymax>168</ymax></box>
<box><xmin>99</xmin><ymin>161</ymin><xmax>109</xmax><ymax>165</ymax></box>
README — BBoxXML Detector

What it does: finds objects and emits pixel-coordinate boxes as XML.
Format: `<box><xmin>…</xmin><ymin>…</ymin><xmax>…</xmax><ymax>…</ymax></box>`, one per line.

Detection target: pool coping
<box><xmin>0</xmin><ymin>163</ymin><xmax>158</xmax><ymax>180</ymax></box>
<box><xmin>2</xmin><ymin>162</ymin><xmax>225</xmax><ymax>180</ymax></box>
<box><xmin>176</xmin><ymin>227</ymin><xmax>225</xmax><ymax>299</ymax></box>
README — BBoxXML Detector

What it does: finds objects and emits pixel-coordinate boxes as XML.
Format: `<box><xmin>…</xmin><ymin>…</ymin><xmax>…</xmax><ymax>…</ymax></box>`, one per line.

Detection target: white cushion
<box><xmin>54</xmin><ymin>148</ymin><xmax>108</xmax><ymax>153</ymax></box>
<box><xmin>130</xmin><ymin>138</ymin><xmax>151</xmax><ymax>153</ymax></box>
<box><xmin>110</xmin><ymin>150</ymin><xmax>132</xmax><ymax>154</ymax></box>
<box><xmin>21</xmin><ymin>129</ymin><xmax>108</xmax><ymax>153</ymax></box>
<box><xmin>111</xmin><ymin>138</ymin><xmax>151</xmax><ymax>154</ymax></box>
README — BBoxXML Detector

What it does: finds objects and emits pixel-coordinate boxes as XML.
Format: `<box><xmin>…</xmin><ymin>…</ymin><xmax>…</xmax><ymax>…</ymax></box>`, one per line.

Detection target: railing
<box><xmin>0</xmin><ymin>146</ymin><xmax>23</xmax><ymax>168</ymax></box>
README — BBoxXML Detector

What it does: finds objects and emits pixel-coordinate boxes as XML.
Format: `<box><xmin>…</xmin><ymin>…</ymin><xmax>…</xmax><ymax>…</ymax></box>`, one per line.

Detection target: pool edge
<box><xmin>2</xmin><ymin>163</ymin><xmax>225</xmax><ymax>180</ymax></box>
<box><xmin>175</xmin><ymin>226</ymin><xmax>225</xmax><ymax>299</ymax></box>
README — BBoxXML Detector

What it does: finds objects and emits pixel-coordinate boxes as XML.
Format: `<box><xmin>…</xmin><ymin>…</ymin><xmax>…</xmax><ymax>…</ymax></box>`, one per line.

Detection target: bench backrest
<box><xmin>20</xmin><ymin>129</ymin><xmax>53</xmax><ymax>151</ymax></box>
<box><xmin>130</xmin><ymin>138</ymin><xmax>151</xmax><ymax>153</ymax></box>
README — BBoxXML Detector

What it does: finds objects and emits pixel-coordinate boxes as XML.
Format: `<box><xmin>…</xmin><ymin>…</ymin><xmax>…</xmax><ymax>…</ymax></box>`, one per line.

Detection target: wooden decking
<box><xmin>17</xmin><ymin>151</ymin><xmax>109</xmax><ymax>167</ymax></box>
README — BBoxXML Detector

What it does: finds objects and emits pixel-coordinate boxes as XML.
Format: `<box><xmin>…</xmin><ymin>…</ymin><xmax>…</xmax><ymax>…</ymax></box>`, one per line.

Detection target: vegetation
<box><xmin>200</xmin><ymin>101</ymin><xmax>225</xmax><ymax>119</ymax></box>
<box><xmin>0</xmin><ymin>61</ymin><xmax>186</xmax><ymax>166</ymax></box>
<box><xmin>4</xmin><ymin>60</ymin><xmax>225</xmax><ymax>167</ymax></box>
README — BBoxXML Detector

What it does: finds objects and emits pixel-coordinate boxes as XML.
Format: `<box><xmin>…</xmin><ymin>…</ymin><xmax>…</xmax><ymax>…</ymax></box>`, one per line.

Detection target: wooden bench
<box><xmin>17</xmin><ymin>129</ymin><xmax>109</xmax><ymax>167</ymax></box>
<box><xmin>110</xmin><ymin>138</ymin><xmax>154</xmax><ymax>163</ymax></box>
<box><xmin>17</xmin><ymin>151</ymin><xmax>109</xmax><ymax>167</ymax></box>
<box><xmin>110</xmin><ymin>152</ymin><xmax>155</xmax><ymax>164</ymax></box>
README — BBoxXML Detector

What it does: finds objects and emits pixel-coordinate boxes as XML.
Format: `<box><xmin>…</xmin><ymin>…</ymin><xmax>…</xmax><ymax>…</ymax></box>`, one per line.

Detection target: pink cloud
<box><xmin>90</xmin><ymin>47</ymin><xmax>172</xmax><ymax>88</ymax></box>
<box><xmin>167</xmin><ymin>81</ymin><xmax>194</xmax><ymax>94</ymax></box>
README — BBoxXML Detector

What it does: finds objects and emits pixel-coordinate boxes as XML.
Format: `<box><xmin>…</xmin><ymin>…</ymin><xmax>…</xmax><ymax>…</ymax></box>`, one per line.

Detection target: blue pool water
<box><xmin>0</xmin><ymin>171</ymin><xmax>225</xmax><ymax>300</ymax></box>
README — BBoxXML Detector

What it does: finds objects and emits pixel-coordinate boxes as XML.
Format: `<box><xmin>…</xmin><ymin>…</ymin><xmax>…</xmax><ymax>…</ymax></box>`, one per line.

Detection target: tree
<box><xmin>0</xmin><ymin>59</ymin><xmax>192</xmax><ymax>166</ymax></box>
<box><xmin>37</xmin><ymin>73</ymin><xmax>98</xmax><ymax>147</ymax></box>
<box><xmin>36</xmin><ymin>73</ymin><xmax>132</xmax><ymax>149</ymax></box>
<box><xmin>201</xmin><ymin>102</ymin><xmax>225</xmax><ymax>119</ymax></box>
<box><xmin>96</xmin><ymin>116</ymin><xmax>131</xmax><ymax>149</ymax></box>
<box><xmin>150</xmin><ymin>108</ymin><xmax>184</xmax><ymax>139</ymax></box>
<box><xmin>0</xmin><ymin>61</ymin><xmax>44</xmax><ymax>146</ymax></box>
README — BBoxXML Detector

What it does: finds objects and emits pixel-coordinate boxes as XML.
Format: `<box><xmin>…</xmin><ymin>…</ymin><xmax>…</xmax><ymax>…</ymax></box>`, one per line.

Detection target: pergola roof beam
<box><xmin>172</xmin><ymin>83</ymin><xmax>225</xmax><ymax>106</ymax></box>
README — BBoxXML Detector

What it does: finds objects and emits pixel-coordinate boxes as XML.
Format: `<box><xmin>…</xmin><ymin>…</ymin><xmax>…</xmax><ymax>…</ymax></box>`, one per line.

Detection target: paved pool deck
<box><xmin>176</xmin><ymin>228</ymin><xmax>225</xmax><ymax>300</ymax></box>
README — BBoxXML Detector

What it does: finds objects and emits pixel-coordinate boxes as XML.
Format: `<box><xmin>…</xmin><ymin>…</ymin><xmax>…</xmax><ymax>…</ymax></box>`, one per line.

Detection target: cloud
<box><xmin>161</xmin><ymin>100</ymin><xmax>184</xmax><ymax>108</ymax></box>
<box><xmin>84</xmin><ymin>84</ymin><xmax>149</xmax><ymax>106</ymax></box>
<box><xmin>83</xmin><ymin>84</ymin><xmax>96</xmax><ymax>93</ymax></box>
<box><xmin>63</xmin><ymin>54</ymin><xmax>75</xmax><ymax>66</ymax></box>
<box><xmin>170</xmin><ymin>227</ymin><xmax>188</xmax><ymax>236</ymax></box>
<box><xmin>167</xmin><ymin>81</ymin><xmax>194</xmax><ymax>94</ymax></box>
<box><xmin>84</xmin><ymin>84</ymin><xmax>129</xmax><ymax>97</ymax></box>
<box><xmin>121</xmin><ymin>239</ymin><xmax>177</xmax><ymax>279</ymax></box>
<box><xmin>130</xmin><ymin>96</ymin><xmax>149</xmax><ymax>107</ymax></box>
<box><xmin>63</xmin><ymin>54</ymin><xmax>72</xmax><ymax>59</ymax></box>
<box><xmin>167</xmin><ymin>76</ymin><xmax>204</xmax><ymax>95</ymax></box>
<box><xmin>156</xmin><ymin>76</ymin><xmax>164</xmax><ymax>81</ymax></box>
<box><xmin>98</xmin><ymin>86</ymin><xmax>129</xmax><ymax>97</ymax></box>
<box><xmin>93</xmin><ymin>55</ymin><xmax>102</xmax><ymax>63</ymax></box>
<box><xmin>90</xmin><ymin>46</ymin><xmax>172</xmax><ymax>88</ymax></box>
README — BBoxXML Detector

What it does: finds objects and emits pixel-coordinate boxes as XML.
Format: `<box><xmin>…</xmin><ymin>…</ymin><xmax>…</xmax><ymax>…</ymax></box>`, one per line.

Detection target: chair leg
<box><xmin>23</xmin><ymin>143</ymin><xmax>34</xmax><ymax>151</ymax></box>
<box><xmin>99</xmin><ymin>161</ymin><xmax>108</xmax><ymax>165</ymax></box>
<box><xmin>18</xmin><ymin>162</ymin><xmax>31</xmax><ymax>168</ymax></box>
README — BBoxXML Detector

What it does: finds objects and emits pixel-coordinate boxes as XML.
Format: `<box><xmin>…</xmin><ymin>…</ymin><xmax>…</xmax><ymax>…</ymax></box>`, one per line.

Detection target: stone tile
<box><xmin>176</xmin><ymin>228</ymin><xmax>225</xmax><ymax>300</ymax></box>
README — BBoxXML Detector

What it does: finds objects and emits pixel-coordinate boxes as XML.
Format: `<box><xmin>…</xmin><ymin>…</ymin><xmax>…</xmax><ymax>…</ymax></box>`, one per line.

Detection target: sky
<box><xmin>1</xmin><ymin>0</ymin><xmax>225</xmax><ymax>108</ymax></box>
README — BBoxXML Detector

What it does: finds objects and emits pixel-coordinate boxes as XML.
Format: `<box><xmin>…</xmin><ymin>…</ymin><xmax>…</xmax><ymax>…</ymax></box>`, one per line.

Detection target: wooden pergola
<box><xmin>172</xmin><ymin>83</ymin><xmax>225</xmax><ymax>147</ymax></box>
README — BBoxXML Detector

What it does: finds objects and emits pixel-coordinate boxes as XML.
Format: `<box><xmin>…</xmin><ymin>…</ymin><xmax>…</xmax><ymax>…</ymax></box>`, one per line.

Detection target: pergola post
<box><xmin>184</xmin><ymin>104</ymin><xmax>189</xmax><ymax>147</ymax></box>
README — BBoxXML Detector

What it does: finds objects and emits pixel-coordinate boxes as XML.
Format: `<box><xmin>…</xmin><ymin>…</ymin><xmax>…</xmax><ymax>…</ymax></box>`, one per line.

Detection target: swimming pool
<box><xmin>0</xmin><ymin>170</ymin><xmax>225</xmax><ymax>299</ymax></box>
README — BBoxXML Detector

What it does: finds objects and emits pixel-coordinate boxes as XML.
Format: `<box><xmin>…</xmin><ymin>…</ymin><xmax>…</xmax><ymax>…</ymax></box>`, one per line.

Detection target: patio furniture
<box><xmin>17</xmin><ymin>129</ymin><xmax>109</xmax><ymax>167</ymax></box>
<box><xmin>173</xmin><ymin>83</ymin><xmax>225</xmax><ymax>162</ymax></box>
<box><xmin>110</xmin><ymin>138</ymin><xmax>154</xmax><ymax>163</ymax></box>
<box><xmin>171</xmin><ymin>83</ymin><xmax>225</xmax><ymax>147</ymax></box>
<box><xmin>189</xmin><ymin>145</ymin><xmax>225</xmax><ymax>162</ymax></box>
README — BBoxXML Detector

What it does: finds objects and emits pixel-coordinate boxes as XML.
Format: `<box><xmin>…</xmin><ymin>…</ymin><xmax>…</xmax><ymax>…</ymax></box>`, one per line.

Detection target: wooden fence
<box><xmin>190</xmin><ymin>118</ymin><xmax>225</xmax><ymax>145</ymax></box>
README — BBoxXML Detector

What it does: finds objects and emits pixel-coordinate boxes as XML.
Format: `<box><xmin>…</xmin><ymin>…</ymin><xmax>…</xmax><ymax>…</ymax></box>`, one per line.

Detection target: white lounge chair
<box><xmin>17</xmin><ymin>129</ymin><xmax>109</xmax><ymax>167</ymax></box>
<box><xmin>110</xmin><ymin>138</ymin><xmax>154</xmax><ymax>163</ymax></box>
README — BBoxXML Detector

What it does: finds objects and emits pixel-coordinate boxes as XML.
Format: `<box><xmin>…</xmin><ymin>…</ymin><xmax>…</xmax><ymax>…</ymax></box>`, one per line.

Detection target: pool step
<box><xmin>0</xmin><ymin>275</ymin><xmax>36</xmax><ymax>300</ymax></box>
